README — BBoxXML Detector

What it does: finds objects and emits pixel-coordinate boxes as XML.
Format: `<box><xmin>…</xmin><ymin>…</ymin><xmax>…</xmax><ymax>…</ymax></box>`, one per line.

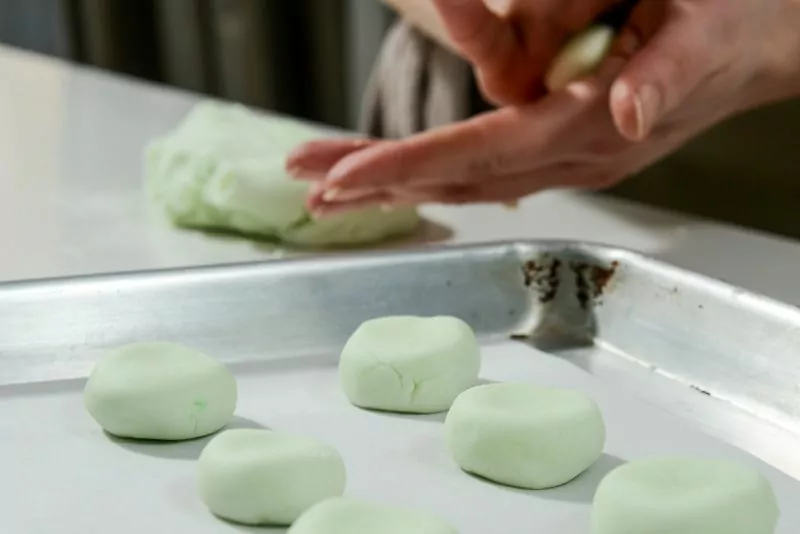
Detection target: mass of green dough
<box><xmin>444</xmin><ymin>383</ymin><xmax>605</xmax><ymax>489</ymax></box>
<box><xmin>287</xmin><ymin>498</ymin><xmax>458</xmax><ymax>534</ymax></box>
<box><xmin>197</xmin><ymin>429</ymin><xmax>347</xmax><ymax>526</ymax></box>
<box><xmin>592</xmin><ymin>457</ymin><xmax>780</xmax><ymax>534</ymax></box>
<box><xmin>145</xmin><ymin>101</ymin><xmax>419</xmax><ymax>247</ymax></box>
<box><xmin>339</xmin><ymin>315</ymin><xmax>481</xmax><ymax>414</ymax></box>
<box><xmin>83</xmin><ymin>342</ymin><xmax>237</xmax><ymax>441</ymax></box>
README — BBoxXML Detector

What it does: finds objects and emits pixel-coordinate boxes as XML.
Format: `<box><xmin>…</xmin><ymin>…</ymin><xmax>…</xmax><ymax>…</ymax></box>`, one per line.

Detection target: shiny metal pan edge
<box><xmin>1</xmin><ymin>240</ymin><xmax>799</xmax><ymax>435</ymax></box>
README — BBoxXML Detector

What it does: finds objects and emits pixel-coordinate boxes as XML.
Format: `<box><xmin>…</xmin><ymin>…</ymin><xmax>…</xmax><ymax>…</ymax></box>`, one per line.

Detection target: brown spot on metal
<box><xmin>522</xmin><ymin>256</ymin><xmax>561</xmax><ymax>303</ymax></box>
<box><xmin>592</xmin><ymin>260</ymin><xmax>618</xmax><ymax>293</ymax></box>
<box><xmin>571</xmin><ymin>260</ymin><xmax>619</xmax><ymax>309</ymax></box>
<box><xmin>691</xmin><ymin>385</ymin><xmax>711</xmax><ymax>396</ymax></box>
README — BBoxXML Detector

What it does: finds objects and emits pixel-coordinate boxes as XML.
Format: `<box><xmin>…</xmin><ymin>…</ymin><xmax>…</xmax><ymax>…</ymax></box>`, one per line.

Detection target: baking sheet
<box><xmin>2</xmin><ymin>241</ymin><xmax>800</xmax><ymax>532</ymax></box>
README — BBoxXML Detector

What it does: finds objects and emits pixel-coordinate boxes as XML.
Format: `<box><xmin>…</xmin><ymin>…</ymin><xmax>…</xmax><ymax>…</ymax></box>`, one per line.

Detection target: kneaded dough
<box><xmin>84</xmin><ymin>342</ymin><xmax>237</xmax><ymax>440</ymax></box>
<box><xmin>146</xmin><ymin>101</ymin><xmax>419</xmax><ymax>247</ymax></box>
<box><xmin>592</xmin><ymin>457</ymin><xmax>780</xmax><ymax>534</ymax></box>
<box><xmin>339</xmin><ymin>315</ymin><xmax>481</xmax><ymax>414</ymax></box>
<box><xmin>445</xmin><ymin>383</ymin><xmax>605</xmax><ymax>489</ymax></box>
<box><xmin>287</xmin><ymin>497</ymin><xmax>458</xmax><ymax>534</ymax></box>
<box><xmin>197</xmin><ymin>428</ymin><xmax>346</xmax><ymax>526</ymax></box>
<box><xmin>545</xmin><ymin>24</ymin><xmax>615</xmax><ymax>92</ymax></box>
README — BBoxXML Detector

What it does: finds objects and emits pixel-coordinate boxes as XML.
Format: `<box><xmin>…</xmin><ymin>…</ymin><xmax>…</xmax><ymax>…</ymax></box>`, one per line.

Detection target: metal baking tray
<box><xmin>2</xmin><ymin>241</ymin><xmax>800</xmax><ymax>533</ymax></box>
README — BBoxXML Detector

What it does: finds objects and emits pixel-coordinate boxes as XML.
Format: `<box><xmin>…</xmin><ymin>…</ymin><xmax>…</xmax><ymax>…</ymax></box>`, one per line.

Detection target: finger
<box><xmin>431</xmin><ymin>0</ymin><xmax>514</xmax><ymax>69</ymax></box>
<box><xmin>610</xmin><ymin>3</ymin><xmax>714</xmax><ymax>140</ymax></box>
<box><xmin>431</xmin><ymin>0</ymin><xmax>537</xmax><ymax>104</ymax></box>
<box><xmin>508</xmin><ymin>0</ymin><xmax>629</xmax><ymax>92</ymax></box>
<box><xmin>286</xmin><ymin>138</ymin><xmax>377</xmax><ymax>180</ymax></box>
<box><xmin>311</xmin><ymin>190</ymin><xmax>397</xmax><ymax>217</ymax></box>
<box><xmin>321</xmin><ymin>84</ymin><xmax>604</xmax><ymax>193</ymax></box>
<box><xmin>320</xmin><ymin>111</ymin><xmax>544</xmax><ymax>191</ymax></box>
<box><xmin>510</xmin><ymin>0</ymin><xmax>625</xmax><ymax>33</ymax></box>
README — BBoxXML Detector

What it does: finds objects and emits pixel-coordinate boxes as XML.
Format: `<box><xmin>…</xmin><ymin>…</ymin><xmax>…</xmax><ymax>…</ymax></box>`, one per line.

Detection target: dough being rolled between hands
<box><xmin>545</xmin><ymin>25</ymin><xmax>615</xmax><ymax>92</ymax></box>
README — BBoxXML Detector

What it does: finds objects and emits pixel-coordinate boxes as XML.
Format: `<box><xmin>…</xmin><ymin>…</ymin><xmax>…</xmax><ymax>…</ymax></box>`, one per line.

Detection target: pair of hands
<box><xmin>288</xmin><ymin>0</ymin><xmax>800</xmax><ymax>215</ymax></box>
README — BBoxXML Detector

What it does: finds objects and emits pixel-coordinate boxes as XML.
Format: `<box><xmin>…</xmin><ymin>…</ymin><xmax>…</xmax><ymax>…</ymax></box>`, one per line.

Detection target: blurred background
<box><xmin>2</xmin><ymin>0</ymin><xmax>799</xmax><ymax>238</ymax></box>
<box><xmin>0</xmin><ymin>0</ymin><xmax>394</xmax><ymax>129</ymax></box>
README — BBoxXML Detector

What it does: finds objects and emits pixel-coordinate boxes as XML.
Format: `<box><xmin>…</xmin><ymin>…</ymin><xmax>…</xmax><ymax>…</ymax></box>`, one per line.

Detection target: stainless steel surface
<box><xmin>3</xmin><ymin>240</ymin><xmax>799</xmax><ymax>432</ymax></box>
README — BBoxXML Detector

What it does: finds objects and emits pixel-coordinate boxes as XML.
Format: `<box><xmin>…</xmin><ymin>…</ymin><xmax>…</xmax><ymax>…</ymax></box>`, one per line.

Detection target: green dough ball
<box><xmin>287</xmin><ymin>497</ymin><xmax>458</xmax><ymax>534</ymax></box>
<box><xmin>145</xmin><ymin>101</ymin><xmax>419</xmax><ymax>247</ymax></box>
<box><xmin>545</xmin><ymin>24</ymin><xmax>615</xmax><ymax>92</ymax></box>
<box><xmin>83</xmin><ymin>342</ymin><xmax>237</xmax><ymax>440</ymax></box>
<box><xmin>339</xmin><ymin>316</ymin><xmax>481</xmax><ymax>414</ymax></box>
<box><xmin>444</xmin><ymin>383</ymin><xmax>605</xmax><ymax>489</ymax></box>
<box><xmin>197</xmin><ymin>429</ymin><xmax>346</xmax><ymax>526</ymax></box>
<box><xmin>592</xmin><ymin>457</ymin><xmax>780</xmax><ymax>534</ymax></box>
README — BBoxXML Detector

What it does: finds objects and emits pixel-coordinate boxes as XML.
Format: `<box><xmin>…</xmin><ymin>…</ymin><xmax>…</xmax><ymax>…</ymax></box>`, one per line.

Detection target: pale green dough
<box><xmin>544</xmin><ymin>24</ymin><xmax>614</xmax><ymax>92</ymax></box>
<box><xmin>287</xmin><ymin>498</ymin><xmax>458</xmax><ymax>534</ymax></box>
<box><xmin>197</xmin><ymin>429</ymin><xmax>346</xmax><ymax>526</ymax></box>
<box><xmin>83</xmin><ymin>342</ymin><xmax>237</xmax><ymax>440</ymax></box>
<box><xmin>145</xmin><ymin>101</ymin><xmax>419</xmax><ymax>247</ymax></box>
<box><xmin>339</xmin><ymin>315</ymin><xmax>481</xmax><ymax>414</ymax></box>
<box><xmin>592</xmin><ymin>457</ymin><xmax>780</xmax><ymax>534</ymax></box>
<box><xmin>445</xmin><ymin>383</ymin><xmax>605</xmax><ymax>489</ymax></box>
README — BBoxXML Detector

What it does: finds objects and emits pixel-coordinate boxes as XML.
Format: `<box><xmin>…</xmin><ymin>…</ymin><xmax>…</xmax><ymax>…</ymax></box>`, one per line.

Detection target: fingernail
<box><xmin>321</xmin><ymin>188</ymin><xmax>340</xmax><ymax>202</ymax></box>
<box><xmin>321</xmin><ymin>187</ymin><xmax>375</xmax><ymax>203</ymax></box>
<box><xmin>633</xmin><ymin>84</ymin><xmax>660</xmax><ymax>140</ymax></box>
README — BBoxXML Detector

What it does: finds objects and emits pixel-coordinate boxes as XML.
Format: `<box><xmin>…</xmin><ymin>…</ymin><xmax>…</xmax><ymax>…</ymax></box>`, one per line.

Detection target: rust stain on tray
<box><xmin>572</xmin><ymin>260</ymin><xmax>619</xmax><ymax>309</ymax></box>
<box><xmin>522</xmin><ymin>257</ymin><xmax>561</xmax><ymax>303</ymax></box>
<box><xmin>523</xmin><ymin>255</ymin><xmax>619</xmax><ymax>309</ymax></box>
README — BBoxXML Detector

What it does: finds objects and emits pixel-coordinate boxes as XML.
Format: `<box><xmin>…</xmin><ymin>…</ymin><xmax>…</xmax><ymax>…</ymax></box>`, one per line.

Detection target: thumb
<box><xmin>609</xmin><ymin>4</ymin><xmax>715</xmax><ymax>141</ymax></box>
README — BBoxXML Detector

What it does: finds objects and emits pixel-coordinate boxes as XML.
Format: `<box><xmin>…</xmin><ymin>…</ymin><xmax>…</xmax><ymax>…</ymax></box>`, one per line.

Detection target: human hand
<box><xmin>428</xmin><ymin>0</ymin><xmax>625</xmax><ymax>106</ymax></box>
<box><xmin>288</xmin><ymin>57</ymin><xmax>684</xmax><ymax>214</ymax></box>
<box><xmin>433</xmin><ymin>0</ymin><xmax>799</xmax><ymax>141</ymax></box>
<box><xmin>287</xmin><ymin>0</ymin><xmax>800</xmax><ymax>212</ymax></box>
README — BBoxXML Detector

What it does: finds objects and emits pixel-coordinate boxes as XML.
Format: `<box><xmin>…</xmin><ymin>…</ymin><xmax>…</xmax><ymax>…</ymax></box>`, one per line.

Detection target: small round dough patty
<box><xmin>288</xmin><ymin>498</ymin><xmax>458</xmax><ymax>534</ymax></box>
<box><xmin>592</xmin><ymin>457</ymin><xmax>780</xmax><ymax>534</ymax></box>
<box><xmin>445</xmin><ymin>383</ymin><xmax>606</xmax><ymax>489</ymax></box>
<box><xmin>197</xmin><ymin>429</ymin><xmax>347</xmax><ymax>526</ymax></box>
<box><xmin>84</xmin><ymin>341</ymin><xmax>237</xmax><ymax>440</ymax></box>
<box><xmin>339</xmin><ymin>315</ymin><xmax>481</xmax><ymax>414</ymax></box>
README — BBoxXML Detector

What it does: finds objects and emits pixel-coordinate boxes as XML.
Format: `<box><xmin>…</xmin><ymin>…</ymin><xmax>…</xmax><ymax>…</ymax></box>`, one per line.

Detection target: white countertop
<box><xmin>1</xmin><ymin>45</ymin><xmax>799</xmax><ymax>305</ymax></box>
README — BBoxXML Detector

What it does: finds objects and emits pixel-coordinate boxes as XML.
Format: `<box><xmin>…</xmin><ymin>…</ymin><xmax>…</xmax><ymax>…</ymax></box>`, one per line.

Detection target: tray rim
<box><xmin>1</xmin><ymin>238</ymin><xmax>797</xmax><ymax>318</ymax></box>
